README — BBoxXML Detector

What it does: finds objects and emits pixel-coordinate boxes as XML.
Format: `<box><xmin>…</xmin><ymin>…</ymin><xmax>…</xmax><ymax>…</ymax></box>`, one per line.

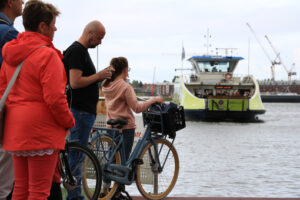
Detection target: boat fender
<box><xmin>225</xmin><ymin>72</ymin><xmax>232</xmax><ymax>80</ymax></box>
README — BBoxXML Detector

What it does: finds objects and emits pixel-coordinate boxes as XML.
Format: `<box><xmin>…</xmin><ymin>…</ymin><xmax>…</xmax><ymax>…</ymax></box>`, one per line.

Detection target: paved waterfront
<box><xmin>132</xmin><ymin>197</ymin><xmax>300</xmax><ymax>200</ymax></box>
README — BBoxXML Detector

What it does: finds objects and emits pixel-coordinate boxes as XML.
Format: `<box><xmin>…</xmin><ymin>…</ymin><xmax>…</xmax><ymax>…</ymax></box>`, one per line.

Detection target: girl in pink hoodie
<box><xmin>102</xmin><ymin>57</ymin><xmax>164</xmax><ymax>197</ymax></box>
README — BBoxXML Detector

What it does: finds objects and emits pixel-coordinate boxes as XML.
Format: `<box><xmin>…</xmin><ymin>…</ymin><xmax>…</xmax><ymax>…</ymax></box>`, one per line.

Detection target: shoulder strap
<box><xmin>0</xmin><ymin>46</ymin><xmax>46</xmax><ymax>111</ymax></box>
<box><xmin>0</xmin><ymin>19</ymin><xmax>10</xmax><ymax>25</ymax></box>
<box><xmin>0</xmin><ymin>60</ymin><xmax>24</xmax><ymax>111</ymax></box>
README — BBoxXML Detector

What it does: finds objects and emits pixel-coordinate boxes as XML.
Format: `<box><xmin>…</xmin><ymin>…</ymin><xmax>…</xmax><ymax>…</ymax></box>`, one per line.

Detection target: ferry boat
<box><xmin>172</xmin><ymin>55</ymin><xmax>266</xmax><ymax>121</ymax></box>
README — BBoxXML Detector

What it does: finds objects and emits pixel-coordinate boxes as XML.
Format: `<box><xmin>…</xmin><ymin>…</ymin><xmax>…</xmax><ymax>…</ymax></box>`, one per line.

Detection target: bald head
<box><xmin>79</xmin><ymin>20</ymin><xmax>106</xmax><ymax>48</ymax></box>
<box><xmin>84</xmin><ymin>20</ymin><xmax>105</xmax><ymax>35</ymax></box>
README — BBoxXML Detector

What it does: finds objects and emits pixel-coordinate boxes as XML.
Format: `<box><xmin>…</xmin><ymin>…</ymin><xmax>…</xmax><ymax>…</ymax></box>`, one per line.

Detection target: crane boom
<box><xmin>246</xmin><ymin>23</ymin><xmax>296</xmax><ymax>82</ymax></box>
<box><xmin>265</xmin><ymin>35</ymin><xmax>297</xmax><ymax>81</ymax></box>
<box><xmin>246</xmin><ymin>22</ymin><xmax>278</xmax><ymax>81</ymax></box>
<box><xmin>246</xmin><ymin>23</ymin><xmax>274</xmax><ymax>63</ymax></box>
<box><xmin>264</xmin><ymin>35</ymin><xmax>288</xmax><ymax>73</ymax></box>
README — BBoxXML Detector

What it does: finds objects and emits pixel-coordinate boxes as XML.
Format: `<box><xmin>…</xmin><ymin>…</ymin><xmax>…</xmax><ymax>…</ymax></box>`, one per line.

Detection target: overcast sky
<box><xmin>14</xmin><ymin>0</ymin><xmax>300</xmax><ymax>83</ymax></box>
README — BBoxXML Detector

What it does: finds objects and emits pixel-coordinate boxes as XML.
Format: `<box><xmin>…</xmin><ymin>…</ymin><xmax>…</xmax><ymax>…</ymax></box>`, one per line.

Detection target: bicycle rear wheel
<box><xmin>60</xmin><ymin>142</ymin><xmax>101</xmax><ymax>200</ymax></box>
<box><xmin>90</xmin><ymin>135</ymin><xmax>121</xmax><ymax>200</ymax></box>
<box><xmin>136</xmin><ymin>138</ymin><xmax>179</xmax><ymax>199</ymax></box>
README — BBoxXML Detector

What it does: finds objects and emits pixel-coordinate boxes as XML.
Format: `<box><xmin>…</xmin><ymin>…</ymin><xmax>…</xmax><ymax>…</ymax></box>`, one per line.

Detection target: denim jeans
<box><xmin>103</xmin><ymin>128</ymin><xmax>135</xmax><ymax>186</ymax></box>
<box><xmin>67</xmin><ymin>108</ymin><xmax>96</xmax><ymax>200</ymax></box>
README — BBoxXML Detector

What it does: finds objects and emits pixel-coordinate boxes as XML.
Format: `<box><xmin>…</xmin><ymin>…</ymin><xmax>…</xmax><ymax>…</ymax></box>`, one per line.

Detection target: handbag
<box><xmin>0</xmin><ymin>61</ymin><xmax>25</xmax><ymax>145</ymax></box>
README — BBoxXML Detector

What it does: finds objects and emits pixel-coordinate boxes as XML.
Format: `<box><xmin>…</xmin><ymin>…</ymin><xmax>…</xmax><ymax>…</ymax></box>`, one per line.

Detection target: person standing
<box><xmin>0</xmin><ymin>0</ymin><xmax>23</xmax><ymax>199</ymax></box>
<box><xmin>0</xmin><ymin>0</ymin><xmax>22</xmax><ymax>67</ymax></box>
<box><xmin>0</xmin><ymin>0</ymin><xmax>74</xmax><ymax>199</ymax></box>
<box><xmin>101</xmin><ymin>57</ymin><xmax>164</xmax><ymax>199</ymax></box>
<box><xmin>63</xmin><ymin>20</ymin><xmax>112</xmax><ymax>200</ymax></box>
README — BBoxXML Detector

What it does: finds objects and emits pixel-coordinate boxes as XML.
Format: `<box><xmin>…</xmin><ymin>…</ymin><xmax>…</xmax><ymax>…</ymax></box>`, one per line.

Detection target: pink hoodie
<box><xmin>102</xmin><ymin>79</ymin><xmax>158</xmax><ymax>130</ymax></box>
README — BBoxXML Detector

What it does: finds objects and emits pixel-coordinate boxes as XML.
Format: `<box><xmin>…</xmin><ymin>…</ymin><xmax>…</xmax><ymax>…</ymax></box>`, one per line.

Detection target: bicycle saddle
<box><xmin>107</xmin><ymin>118</ymin><xmax>128</xmax><ymax>126</ymax></box>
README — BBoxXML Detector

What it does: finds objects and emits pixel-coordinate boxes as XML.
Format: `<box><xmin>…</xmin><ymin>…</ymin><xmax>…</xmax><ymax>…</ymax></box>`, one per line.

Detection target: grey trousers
<box><xmin>0</xmin><ymin>147</ymin><xmax>14</xmax><ymax>200</ymax></box>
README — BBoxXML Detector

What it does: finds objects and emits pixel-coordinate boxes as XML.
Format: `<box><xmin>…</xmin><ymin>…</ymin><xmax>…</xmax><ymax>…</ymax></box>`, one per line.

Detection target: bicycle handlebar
<box><xmin>147</xmin><ymin>102</ymin><xmax>165</xmax><ymax>113</ymax></box>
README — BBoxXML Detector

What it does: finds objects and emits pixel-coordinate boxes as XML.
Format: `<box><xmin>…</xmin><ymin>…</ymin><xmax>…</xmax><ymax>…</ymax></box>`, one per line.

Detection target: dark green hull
<box><xmin>261</xmin><ymin>95</ymin><xmax>300</xmax><ymax>103</ymax></box>
<box><xmin>184</xmin><ymin>109</ymin><xmax>266</xmax><ymax>121</ymax></box>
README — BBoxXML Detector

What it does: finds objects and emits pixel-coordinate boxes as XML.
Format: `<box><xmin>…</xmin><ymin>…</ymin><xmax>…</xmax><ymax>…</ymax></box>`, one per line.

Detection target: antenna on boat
<box><xmin>215</xmin><ymin>48</ymin><xmax>237</xmax><ymax>57</ymax></box>
<box><xmin>204</xmin><ymin>28</ymin><xmax>211</xmax><ymax>55</ymax></box>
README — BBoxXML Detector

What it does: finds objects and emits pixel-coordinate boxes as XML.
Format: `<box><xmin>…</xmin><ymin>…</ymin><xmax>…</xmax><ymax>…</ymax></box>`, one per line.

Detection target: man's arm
<box><xmin>69</xmin><ymin>67</ymin><xmax>112</xmax><ymax>89</ymax></box>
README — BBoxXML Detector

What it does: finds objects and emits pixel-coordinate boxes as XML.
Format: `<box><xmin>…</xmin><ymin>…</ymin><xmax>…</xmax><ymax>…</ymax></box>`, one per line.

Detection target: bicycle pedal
<box><xmin>132</xmin><ymin>158</ymin><xmax>143</xmax><ymax>165</ymax></box>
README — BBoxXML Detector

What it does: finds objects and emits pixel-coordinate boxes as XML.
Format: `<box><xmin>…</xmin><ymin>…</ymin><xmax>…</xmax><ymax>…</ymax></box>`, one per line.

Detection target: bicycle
<box><xmin>90</xmin><ymin>102</ymin><xmax>185</xmax><ymax>199</ymax></box>
<box><xmin>59</xmin><ymin>139</ymin><xmax>102</xmax><ymax>200</ymax></box>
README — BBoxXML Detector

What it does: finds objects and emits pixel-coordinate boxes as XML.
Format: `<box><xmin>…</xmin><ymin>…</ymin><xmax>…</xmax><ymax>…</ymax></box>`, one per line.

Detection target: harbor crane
<box><xmin>264</xmin><ymin>35</ymin><xmax>297</xmax><ymax>82</ymax></box>
<box><xmin>246</xmin><ymin>23</ymin><xmax>280</xmax><ymax>81</ymax></box>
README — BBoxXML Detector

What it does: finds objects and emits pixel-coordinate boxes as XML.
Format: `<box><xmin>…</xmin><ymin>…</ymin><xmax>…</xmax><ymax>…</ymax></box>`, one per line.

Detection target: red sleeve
<box><xmin>40</xmin><ymin>49</ymin><xmax>74</xmax><ymax>129</ymax></box>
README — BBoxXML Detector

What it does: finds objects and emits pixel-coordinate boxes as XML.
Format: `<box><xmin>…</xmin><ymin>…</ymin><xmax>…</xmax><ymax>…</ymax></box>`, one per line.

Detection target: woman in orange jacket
<box><xmin>0</xmin><ymin>0</ymin><xmax>74</xmax><ymax>199</ymax></box>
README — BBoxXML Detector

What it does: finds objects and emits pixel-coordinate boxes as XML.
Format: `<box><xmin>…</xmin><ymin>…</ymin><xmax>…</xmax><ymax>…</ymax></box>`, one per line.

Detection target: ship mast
<box><xmin>204</xmin><ymin>28</ymin><xmax>211</xmax><ymax>55</ymax></box>
<box><xmin>215</xmin><ymin>48</ymin><xmax>237</xmax><ymax>57</ymax></box>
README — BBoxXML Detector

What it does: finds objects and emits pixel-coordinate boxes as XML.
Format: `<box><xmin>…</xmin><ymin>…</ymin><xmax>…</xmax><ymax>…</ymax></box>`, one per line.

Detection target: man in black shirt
<box><xmin>63</xmin><ymin>20</ymin><xmax>112</xmax><ymax>200</ymax></box>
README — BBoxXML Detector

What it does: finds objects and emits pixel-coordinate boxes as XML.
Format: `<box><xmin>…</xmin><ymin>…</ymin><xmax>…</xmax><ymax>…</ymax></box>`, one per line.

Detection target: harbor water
<box><xmin>126</xmin><ymin>103</ymin><xmax>300</xmax><ymax>197</ymax></box>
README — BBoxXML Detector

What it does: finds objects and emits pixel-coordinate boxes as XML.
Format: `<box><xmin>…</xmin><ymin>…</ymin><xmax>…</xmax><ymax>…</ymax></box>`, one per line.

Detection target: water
<box><xmin>127</xmin><ymin>103</ymin><xmax>300</xmax><ymax>197</ymax></box>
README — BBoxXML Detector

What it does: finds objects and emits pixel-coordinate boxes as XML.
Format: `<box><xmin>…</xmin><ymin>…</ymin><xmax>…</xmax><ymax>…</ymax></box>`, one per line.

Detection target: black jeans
<box><xmin>103</xmin><ymin>128</ymin><xmax>135</xmax><ymax>185</ymax></box>
<box><xmin>47</xmin><ymin>182</ymin><xmax>62</xmax><ymax>200</ymax></box>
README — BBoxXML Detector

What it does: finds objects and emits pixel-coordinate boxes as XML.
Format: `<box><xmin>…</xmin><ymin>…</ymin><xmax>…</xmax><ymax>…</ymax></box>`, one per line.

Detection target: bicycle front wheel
<box><xmin>61</xmin><ymin>142</ymin><xmax>101</xmax><ymax>200</ymax></box>
<box><xmin>136</xmin><ymin>138</ymin><xmax>179</xmax><ymax>200</ymax></box>
<box><xmin>90</xmin><ymin>135</ymin><xmax>121</xmax><ymax>200</ymax></box>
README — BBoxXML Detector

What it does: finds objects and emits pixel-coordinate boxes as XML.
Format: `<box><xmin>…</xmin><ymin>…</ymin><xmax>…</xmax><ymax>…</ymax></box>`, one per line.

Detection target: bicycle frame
<box><xmin>91</xmin><ymin>122</ymin><xmax>174</xmax><ymax>185</ymax></box>
<box><xmin>59</xmin><ymin>139</ymin><xmax>102</xmax><ymax>200</ymax></box>
<box><xmin>60</xmin><ymin>141</ymin><xmax>77</xmax><ymax>189</ymax></box>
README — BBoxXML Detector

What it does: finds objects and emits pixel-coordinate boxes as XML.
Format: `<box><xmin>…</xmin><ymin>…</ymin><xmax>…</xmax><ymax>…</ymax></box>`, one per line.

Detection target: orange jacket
<box><xmin>0</xmin><ymin>32</ymin><xmax>74</xmax><ymax>151</ymax></box>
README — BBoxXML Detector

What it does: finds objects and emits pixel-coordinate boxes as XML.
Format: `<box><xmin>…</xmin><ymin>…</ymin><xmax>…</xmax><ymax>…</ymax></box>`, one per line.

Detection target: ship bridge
<box><xmin>188</xmin><ymin>56</ymin><xmax>244</xmax><ymax>74</ymax></box>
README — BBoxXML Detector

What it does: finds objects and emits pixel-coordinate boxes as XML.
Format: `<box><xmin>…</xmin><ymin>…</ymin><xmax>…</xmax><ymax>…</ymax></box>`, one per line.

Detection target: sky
<box><xmin>14</xmin><ymin>0</ymin><xmax>300</xmax><ymax>83</ymax></box>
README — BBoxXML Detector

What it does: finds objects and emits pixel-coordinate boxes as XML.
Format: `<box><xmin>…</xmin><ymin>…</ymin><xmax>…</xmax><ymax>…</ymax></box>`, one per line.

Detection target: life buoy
<box><xmin>225</xmin><ymin>72</ymin><xmax>232</xmax><ymax>80</ymax></box>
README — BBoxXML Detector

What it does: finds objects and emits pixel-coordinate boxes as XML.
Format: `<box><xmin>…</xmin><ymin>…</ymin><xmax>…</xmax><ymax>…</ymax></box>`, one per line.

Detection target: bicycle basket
<box><xmin>142</xmin><ymin>102</ymin><xmax>185</xmax><ymax>139</ymax></box>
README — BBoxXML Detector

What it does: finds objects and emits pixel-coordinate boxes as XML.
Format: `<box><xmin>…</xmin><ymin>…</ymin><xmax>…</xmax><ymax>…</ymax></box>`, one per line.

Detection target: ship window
<box><xmin>197</xmin><ymin>61</ymin><xmax>229</xmax><ymax>72</ymax></box>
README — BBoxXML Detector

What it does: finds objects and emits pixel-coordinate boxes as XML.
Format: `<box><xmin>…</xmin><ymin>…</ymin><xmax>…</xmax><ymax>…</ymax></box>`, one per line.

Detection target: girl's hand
<box><xmin>155</xmin><ymin>97</ymin><xmax>164</xmax><ymax>104</ymax></box>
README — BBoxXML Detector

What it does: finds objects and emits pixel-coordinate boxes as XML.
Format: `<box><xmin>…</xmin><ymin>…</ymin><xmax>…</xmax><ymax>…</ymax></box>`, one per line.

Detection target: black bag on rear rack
<box><xmin>142</xmin><ymin>102</ymin><xmax>185</xmax><ymax>139</ymax></box>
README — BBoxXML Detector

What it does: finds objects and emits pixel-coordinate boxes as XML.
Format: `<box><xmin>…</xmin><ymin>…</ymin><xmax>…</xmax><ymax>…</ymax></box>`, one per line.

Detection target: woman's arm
<box><xmin>40</xmin><ymin>49</ymin><xmax>74</xmax><ymax>128</ymax></box>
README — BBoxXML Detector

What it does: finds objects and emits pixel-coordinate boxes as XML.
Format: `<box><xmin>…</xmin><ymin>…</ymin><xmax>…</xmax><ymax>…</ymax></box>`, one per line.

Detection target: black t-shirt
<box><xmin>63</xmin><ymin>41</ymin><xmax>98</xmax><ymax>114</ymax></box>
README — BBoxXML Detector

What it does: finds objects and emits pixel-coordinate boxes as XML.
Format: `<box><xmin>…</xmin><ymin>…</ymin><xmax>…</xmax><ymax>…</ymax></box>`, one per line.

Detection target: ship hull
<box><xmin>184</xmin><ymin>109</ymin><xmax>265</xmax><ymax>121</ymax></box>
<box><xmin>261</xmin><ymin>95</ymin><xmax>300</xmax><ymax>103</ymax></box>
